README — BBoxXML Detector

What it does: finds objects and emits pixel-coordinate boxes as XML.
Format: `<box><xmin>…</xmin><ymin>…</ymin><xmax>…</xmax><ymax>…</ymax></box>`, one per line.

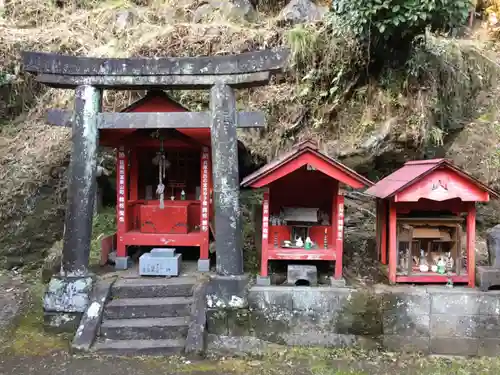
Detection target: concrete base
<box><xmin>198</xmin><ymin>259</ymin><xmax>210</xmax><ymax>272</ymax></box>
<box><xmin>476</xmin><ymin>266</ymin><xmax>500</xmax><ymax>291</ymax></box>
<box><xmin>43</xmin><ymin>275</ymin><xmax>94</xmax><ymax>333</ymax></box>
<box><xmin>44</xmin><ymin>312</ymin><xmax>82</xmax><ymax>333</ymax></box>
<box><xmin>328</xmin><ymin>277</ymin><xmax>347</xmax><ymax>287</ymax></box>
<box><xmin>287</xmin><ymin>264</ymin><xmax>318</xmax><ymax>286</ymax></box>
<box><xmin>256</xmin><ymin>276</ymin><xmax>271</xmax><ymax>286</ymax></box>
<box><xmin>206</xmin><ymin>274</ymin><xmax>250</xmax><ymax>309</ymax></box>
<box><xmin>115</xmin><ymin>256</ymin><xmax>130</xmax><ymax>270</ymax></box>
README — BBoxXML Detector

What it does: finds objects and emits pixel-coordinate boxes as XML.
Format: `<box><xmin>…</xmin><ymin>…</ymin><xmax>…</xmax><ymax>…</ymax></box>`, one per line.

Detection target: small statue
<box><xmin>305</xmin><ymin>236</ymin><xmax>313</xmax><ymax>250</ymax></box>
<box><xmin>399</xmin><ymin>251</ymin><xmax>409</xmax><ymax>270</ymax></box>
<box><xmin>319</xmin><ymin>211</ymin><xmax>330</xmax><ymax>225</ymax></box>
<box><xmin>295</xmin><ymin>236</ymin><xmax>304</xmax><ymax>247</ymax></box>
<box><xmin>445</xmin><ymin>251</ymin><xmax>454</xmax><ymax>270</ymax></box>
<box><xmin>437</xmin><ymin>257</ymin><xmax>446</xmax><ymax>275</ymax></box>
<box><xmin>419</xmin><ymin>250</ymin><xmax>429</xmax><ymax>272</ymax></box>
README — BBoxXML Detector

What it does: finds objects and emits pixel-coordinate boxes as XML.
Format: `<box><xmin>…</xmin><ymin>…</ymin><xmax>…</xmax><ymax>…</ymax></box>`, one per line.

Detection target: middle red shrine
<box><xmin>241</xmin><ymin>141</ymin><xmax>373</xmax><ymax>285</ymax></box>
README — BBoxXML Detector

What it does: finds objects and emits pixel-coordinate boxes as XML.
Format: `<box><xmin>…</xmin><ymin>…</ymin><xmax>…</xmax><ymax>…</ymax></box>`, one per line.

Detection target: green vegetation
<box><xmin>90</xmin><ymin>207</ymin><xmax>116</xmax><ymax>267</ymax></box>
<box><xmin>332</xmin><ymin>0</ymin><xmax>470</xmax><ymax>42</ymax></box>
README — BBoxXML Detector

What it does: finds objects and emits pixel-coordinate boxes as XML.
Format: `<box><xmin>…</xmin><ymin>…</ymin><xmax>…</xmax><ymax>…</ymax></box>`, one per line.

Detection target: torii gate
<box><xmin>22</xmin><ymin>49</ymin><xmax>288</xmax><ymax>327</ymax></box>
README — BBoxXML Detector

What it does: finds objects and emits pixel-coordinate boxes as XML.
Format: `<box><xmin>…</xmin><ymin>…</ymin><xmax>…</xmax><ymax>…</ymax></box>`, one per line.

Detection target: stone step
<box><xmin>93</xmin><ymin>339</ymin><xmax>185</xmax><ymax>356</ymax></box>
<box><xmin>100</xmin><ymin>317</ymin><xmax>190</xmax><ymax>340</ymax></box>
<box><xmin>112</xmin><ymin>277</ymin><xmax>196</xmax><ymax>299</ymax></box>
<box><xmin>104</xmin><ymin>297</ymin><xmax>193</xmax><ymax>319</ymax></box>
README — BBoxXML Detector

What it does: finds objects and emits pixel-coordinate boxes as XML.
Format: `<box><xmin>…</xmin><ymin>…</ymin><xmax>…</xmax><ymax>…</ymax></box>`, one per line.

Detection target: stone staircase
<box><xmin>92</xmin><ymin>276</ymin><xmax>197</xmax><ymax>355</ymax></box>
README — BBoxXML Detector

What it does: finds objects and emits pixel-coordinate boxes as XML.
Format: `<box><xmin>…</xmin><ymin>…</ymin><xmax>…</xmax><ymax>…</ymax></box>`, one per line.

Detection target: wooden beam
<box><xmin>22</xmin><ymin>49</ymin><xmax>289</xmax><ymax>76</ymax></box>
<box><xmin>46</xmin><ymin>109</ymin><xmax>266</xmax><ymax>129</ymax></box>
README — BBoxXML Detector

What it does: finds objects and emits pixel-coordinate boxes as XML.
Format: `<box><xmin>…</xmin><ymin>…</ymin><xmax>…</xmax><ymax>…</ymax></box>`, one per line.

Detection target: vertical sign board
<box><xmin>200</xmin><ymin>146</ymin><xmax>210</xmax><ymax>233</ymax></box>
<box><xmin>335</xmin><ymin>194</ymin><xmax>345</xmax><ymax>279</ymax></box>
<box><xmin>261</xmin><ymin>191</ymin><xmax>270</xmax><ymax>276</ymax></box>
<box><xmin>262</xmin><ymin>196</ymin><xmax>269</xmax><ymax>241</ymax></box>
<box><xmin>116</xmin><ymin>147</ymin><xmax>128</xmax><ymax>257</ymax></box>
<box><xmin>337</xmin><ymin>198</ymin><xmax>344</xmax><ymax>240</ymax></box>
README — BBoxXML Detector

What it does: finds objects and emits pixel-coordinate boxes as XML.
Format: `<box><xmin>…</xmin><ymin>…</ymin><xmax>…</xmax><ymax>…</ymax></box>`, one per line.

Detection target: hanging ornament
<box><xmin>153</xmin><ymin>136</ymin><xmax>169</xmax><ymax>209</ymax></box>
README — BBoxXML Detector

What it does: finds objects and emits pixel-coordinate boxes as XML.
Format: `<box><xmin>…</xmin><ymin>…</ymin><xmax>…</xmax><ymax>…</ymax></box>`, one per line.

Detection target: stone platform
<box><xmin>206</xmin><ymin>284</ymin><xmax>500</xmax><ymax>357</ymax></box>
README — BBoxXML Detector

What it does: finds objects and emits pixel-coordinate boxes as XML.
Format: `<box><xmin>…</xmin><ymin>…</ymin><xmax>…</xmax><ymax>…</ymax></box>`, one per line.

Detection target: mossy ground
<box><xmin>66</xmin><ymin>347</ymin><xmax>500</xmax><ymax>375</ymax></box>
<box><xmin>0</xmin><ymin>279</ymin><xmax>70</xmax><ymax>356</ymax></box>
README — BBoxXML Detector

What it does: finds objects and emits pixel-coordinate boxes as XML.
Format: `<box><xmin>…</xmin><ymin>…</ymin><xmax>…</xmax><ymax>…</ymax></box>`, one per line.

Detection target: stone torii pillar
<box><xmin>22</xmin><ymin>49</ymin><xmax>289</xmax><ymax>329</ymax></box>
<box><xmin>43</xmin><ymin>85</ymin><xmax>102</xmax><ymax>331</ymax></box>
<box><xmin>210</xmin><ymin>83</ymin><xmax>243</xmax><ymax>276</ymax></box>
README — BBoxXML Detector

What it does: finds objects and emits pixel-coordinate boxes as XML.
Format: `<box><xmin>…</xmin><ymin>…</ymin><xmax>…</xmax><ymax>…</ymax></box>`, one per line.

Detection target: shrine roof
<box><xmin>100</xmin><ymin>90</ymin><xmax>211</xmax><ymax>146</ymax></box>
<box><xmin>121</xmin><ymin>90</ymin><xmax>189</xmax><ymax>112</ymax></box>
<box><xmin>241</xmin><ymin>140</ymin><xmax>373</xmax><ymax>189</ymax></box>
<box><xmin>365</xmin><ymin>159</ymin><xmax>499</xmax><ymax>201</ymax></box>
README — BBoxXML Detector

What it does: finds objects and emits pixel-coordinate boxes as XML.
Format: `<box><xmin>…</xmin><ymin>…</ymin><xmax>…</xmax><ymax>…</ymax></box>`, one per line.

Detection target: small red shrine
<box><xmin>366</xmin><ymin>159</ymin><xmax>499</xmax><ymax>287</ymax></box>
<box><xmin>241</xmin><ymin>141</ymin><xmax>373</xmax><ymax>284</ymax></box>
<box><xmin>99</xmin><ymin>91</ymin><xmax>214</xmax><ymax>271</ymax></box>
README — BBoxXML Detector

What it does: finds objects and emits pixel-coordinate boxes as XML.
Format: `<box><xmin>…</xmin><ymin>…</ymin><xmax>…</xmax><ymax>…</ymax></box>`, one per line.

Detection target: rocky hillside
<box><xmin>1</xmin><ymin>0</ymin><xmax>500</xmax><ymax>269</ymax></box>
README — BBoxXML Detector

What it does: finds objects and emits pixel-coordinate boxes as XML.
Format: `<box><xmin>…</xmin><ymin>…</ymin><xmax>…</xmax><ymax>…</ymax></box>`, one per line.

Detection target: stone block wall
<box><xmin>206</xmin><ymin>285</ymin><xmax>500</xmax><ymax>356</ymax></box>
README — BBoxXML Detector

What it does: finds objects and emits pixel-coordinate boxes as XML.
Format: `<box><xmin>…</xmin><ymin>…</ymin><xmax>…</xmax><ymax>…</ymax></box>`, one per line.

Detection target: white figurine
<box><xmin>295</xmin><ymin>236</ymin><xmax>304</xmax><ymax>247</ymax></box>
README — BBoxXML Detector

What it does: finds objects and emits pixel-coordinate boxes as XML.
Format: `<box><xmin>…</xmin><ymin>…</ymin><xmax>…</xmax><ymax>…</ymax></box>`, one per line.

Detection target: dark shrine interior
<box><xmin>136</xmin><ymin>148</ymin><xmax>201</xmax><ymax>200</ymax></box>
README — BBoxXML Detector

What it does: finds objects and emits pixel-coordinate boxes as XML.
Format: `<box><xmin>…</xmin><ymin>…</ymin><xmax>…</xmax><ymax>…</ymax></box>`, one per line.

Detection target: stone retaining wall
<box><xmin>206</xmin><ymin>285</ymin><xmax>500</xmax><ymax>356</ymax></box>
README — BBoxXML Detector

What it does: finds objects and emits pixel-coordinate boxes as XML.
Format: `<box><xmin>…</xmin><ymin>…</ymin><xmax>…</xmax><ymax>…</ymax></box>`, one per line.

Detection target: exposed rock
<box><xmin>0</xmin><ymin>272</ymin><xmax>26</xmax><ymax>342</ymax></box>
<box><xmin>487</xmin><ymin>224</ymin><xmax>500</xmax><ymax>267</ymax></box>
<box><xmin>192</xmin><ymin>0</ymin><xmax>258</xmax><ymax>23</ymax></box>
<box><xmin>277</xmin><ymin>0</ymin><xmax>327</xmax><ymax>25</ymax></box>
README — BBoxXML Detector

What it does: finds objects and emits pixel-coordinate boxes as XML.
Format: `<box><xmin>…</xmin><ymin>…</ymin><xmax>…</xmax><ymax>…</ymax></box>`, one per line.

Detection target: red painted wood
<box><xmin>376</xmin><ymin>199</ymin><xmax>380</xmax><ymax>262</ymax></box>
<box><xmin>261</xmin><ymin>191</ymin><xmax>270</xmax><ymax>277</ymax></box>
<box><xmin>100</xmin><ymin>234</ymin><xmax>116</xmax><ymax>266</ymax></box>
<box><xmin>268</xmin><ymin>168</ymin><xmax>336</xmax><ymax>215</ymax></box>
<box><xmin>98</xmin><ymin>92</ymin><xmax>211</xmax><ymax>147</ymax></box>
<box><xmin>395</xmin><ymin>169</ymin><xmax>489</xmax><ymax>202</ymax></box>
<box><xmin>267</xmin><ymin>225</ymin><xmax>292</xmax><ymax>246</ymax></box>
<box><xmin>122</xmin><ymin>230</ymin><xmax>205</xmax><ymax>247</ymax></box>
<box><xmin>268</xmin><ymin>248</ymin><xmax>337</xmax><ymax>261</ymax></box>
<box><xmin>335</xmin><ymin>195</ymin><xmax>344</xmax><ymax>279</ymax></box>
<box><xmin>309</xmin><ymin>226</ymin><xmax>331</xmax><ymax>248</ymax></box>
<box><xmin>250</xmin><ymin>152</ymin><xmax>368</xmax><ymax>189</ymax></box>
<box><xmin>395</xmin><ymin>199</ymin><xmax>467</xmax><ymax>214</ymax></box>
<box><xmin>199</xmin><ymin>146</ymin><xmax>210</xmax><ymax>260</ymax></box>
<box><xmin>116</xmin><ymin>147</ymin><xmax>128</xmax><ymax>257</ymax></box>
<box><xmin>331</xmin><ymin>183</ymin><xmax>339</xmax><ymax>248</ymax></box>
<box><xmin>467</xmin><ymin>203</ymin><xmax>476</xmax><ymax>288</ymax></box>
<box><xmin>380</xmin><ymin>200</ymin><xmax>387</xmax><ymax>265</ymax></box>
<box><xmin>139</xmin><ymin>203</ymin><xmax>190</xmax><ymax>234</ymax></box>
<box><xmin>388</xmin><ymin>201</ymin><xmax>397</xmax><ymax>284</ymax></box>
<box><xmin>257</xmin><ymin>155</ymin><xmax>354</xmax><ymax>280</ymax></box>
<box><xmin>129</xmin><ymin>148</ymin><xmax>138</xmax><ymax>201</ymax></box>
<box><xmin>396</xmin><ymin>275</ymin><xmax>469</xmax><ymax>283</ymax></box>
<box><xmin>366</xmin><ymin>159</ymin><xmax>498</xmax><ymax>201</ymax></box>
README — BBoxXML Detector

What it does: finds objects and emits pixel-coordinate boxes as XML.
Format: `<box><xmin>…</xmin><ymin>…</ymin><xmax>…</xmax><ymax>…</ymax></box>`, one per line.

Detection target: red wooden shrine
<box><xmin>241</xmin><ymin>141</ymin><xmax>373</xmax><ymax>281</ymax></box>
<box><xmin>366</xmin><ymin>159</ymin><xmax>499</xmax><ymax>287</ymax></box>
<box><xmin>99</xmin><ymin>91</ymin><xmax>213</xmax><ymax>267</ymax></box>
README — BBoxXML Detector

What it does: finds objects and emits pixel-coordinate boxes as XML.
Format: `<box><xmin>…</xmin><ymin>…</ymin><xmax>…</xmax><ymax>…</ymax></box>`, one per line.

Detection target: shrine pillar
<box><xmin>44</xmin><ymin>85</ymin><xmax>101</xmax><ymax>331</ymax></box>
<box><xmin>61</xmin><ymin>85</ymin><xmax>101</xmax><ymax>275</ymax></box>
<box><xmin>210</xmin><ymin>83</ymin><xmax>243</xmax><ymax>276</ymax></box>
